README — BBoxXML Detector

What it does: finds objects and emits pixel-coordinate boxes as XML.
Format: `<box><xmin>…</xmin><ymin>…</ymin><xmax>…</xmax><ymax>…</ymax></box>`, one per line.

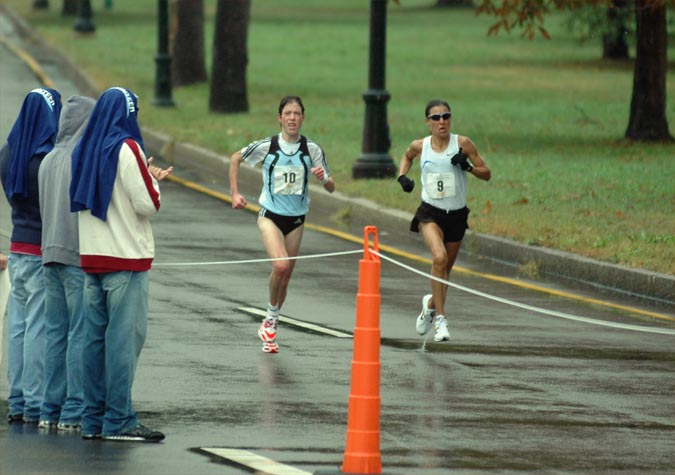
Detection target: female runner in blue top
<box><xmin>229</xmin><ymin>95</ymin><xmax>335</xmax><ymax>353</ymax></box>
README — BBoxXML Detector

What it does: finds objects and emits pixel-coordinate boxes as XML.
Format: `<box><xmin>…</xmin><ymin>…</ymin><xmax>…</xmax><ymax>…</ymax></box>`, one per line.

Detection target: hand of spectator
<box><xmin>148</xmin><ymin>156</ymin><xmax>174</xmax><ymax>181</ymax></box>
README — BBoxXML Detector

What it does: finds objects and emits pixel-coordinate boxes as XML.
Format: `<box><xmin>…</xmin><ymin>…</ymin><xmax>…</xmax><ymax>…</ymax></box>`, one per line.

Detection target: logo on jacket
<box><xmin>112</xmin><ymin>87</ymin><xmax>137</xmax><ymax>117</ymax></box>
<box><xmin>32</xmin><ymin>88</ymin><xmax>56</xmax><ymax>110</ymax></box>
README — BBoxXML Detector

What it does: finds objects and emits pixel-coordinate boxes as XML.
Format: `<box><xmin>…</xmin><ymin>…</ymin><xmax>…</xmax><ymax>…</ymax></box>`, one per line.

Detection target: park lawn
<box><xmin>5</xmin><ymin>0</ymin><xmax>675</xmax><ymax>274</ymax></box>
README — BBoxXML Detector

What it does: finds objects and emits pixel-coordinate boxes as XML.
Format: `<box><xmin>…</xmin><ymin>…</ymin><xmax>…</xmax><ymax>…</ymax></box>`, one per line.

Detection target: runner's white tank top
<box><xmin>420</xmin><ymin>134</ymin><xmax>467</xmax><ymax>211</ymax></box>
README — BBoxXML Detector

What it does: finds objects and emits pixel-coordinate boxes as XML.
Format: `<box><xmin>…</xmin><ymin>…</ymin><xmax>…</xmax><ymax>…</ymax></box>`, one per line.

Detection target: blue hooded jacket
<box><xmin>3</xmin><ymin>88</ymin><xmax>62</xmax><ymax>199</ymax></box>
<box><xmin>0</xmin><ymin>88</ymin><xmax>62</xmax><ymax>247</ymax></box>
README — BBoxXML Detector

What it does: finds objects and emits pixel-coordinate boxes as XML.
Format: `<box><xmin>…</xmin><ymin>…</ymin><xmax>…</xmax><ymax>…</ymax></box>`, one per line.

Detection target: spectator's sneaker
<box><xmin>82</xmin><ymin>432</ymin><xmax>102</xmax><ymax>440</ymax></box>
<box><xmin>38</xmin><ymin>420</ymin><xmax>58</xmax><ymax>429</ymax></box>
<box><xmin>433</xmin><ymin>315</ymin><xmax>451</xmax><ymax>342</ymax></box>
<box><xmin>258</xmin><ymin>317</ymin><xmax>278</xmax><ymax>343</ymax></box>
<box><xmin>103</xmin><ymin>423</ymin><xmax>165</xmax><ymax>443</ymax></box>
<box><xmin>57</xmin><ymin>422</ymin><xmax>81</xmax><ymax>431</ymax></box>
<box><xmin>415</xmin><ymin>294</ymin><xmax>435</xmax><ymax>335</ymax></box>
<box><xmin>23</xmin><ymin>417</ymin><xmax>39</xmax><ymax>425</ymax></box>
<box><xmin>262</xmin><ymin>341</ymin><xmax>280</xmax><ymax>353</ymax></box>
<box><xmin>7</xmin><ymin>414</ymin><xmax>24</xmax><ymax>424</ymax></box>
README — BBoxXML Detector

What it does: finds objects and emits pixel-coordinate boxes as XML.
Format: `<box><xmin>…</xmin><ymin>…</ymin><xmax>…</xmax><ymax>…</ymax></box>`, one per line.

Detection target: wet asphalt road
<box><xmin>1</xmin><ymin>178</ymin><xmax>673</xmax><ymax>475</ymax></box>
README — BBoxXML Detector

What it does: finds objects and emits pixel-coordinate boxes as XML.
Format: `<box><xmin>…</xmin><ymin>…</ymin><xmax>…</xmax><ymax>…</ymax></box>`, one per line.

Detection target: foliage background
<box><xmin>4</xmin><ymin>0</ymin><xmax>674</xmax><ymax>274</ymax></box>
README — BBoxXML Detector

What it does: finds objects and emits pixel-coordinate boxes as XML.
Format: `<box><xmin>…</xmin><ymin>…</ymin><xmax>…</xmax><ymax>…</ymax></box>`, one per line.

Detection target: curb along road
<box><xmin>2</xmin><ymin>4</ymin><xmax>673</xmax><ymax>309</ymax></box>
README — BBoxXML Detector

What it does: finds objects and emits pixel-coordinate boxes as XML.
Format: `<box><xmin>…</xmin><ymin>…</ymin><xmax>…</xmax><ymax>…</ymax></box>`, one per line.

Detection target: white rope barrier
<box><xmin>153</xmin><ymin>249</ymin><xmax>362</xmax><ymax>267</ymax></box>
<box><xmin>133</xmin><ymin>241</ymin><xmax>673</xmax><ymax>335</ymax></box>
<box><xmin>371</xmin><ymin>249</ymin><xmax>675</xmax><ymax>336</ymax></box>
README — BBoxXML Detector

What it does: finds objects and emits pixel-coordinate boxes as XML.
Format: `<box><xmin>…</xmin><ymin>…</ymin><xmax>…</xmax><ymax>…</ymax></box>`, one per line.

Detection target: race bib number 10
<box><xmin>274</xmin><ymin>165</ymin><xmax>304</xmax><ymax>195</ymax></box>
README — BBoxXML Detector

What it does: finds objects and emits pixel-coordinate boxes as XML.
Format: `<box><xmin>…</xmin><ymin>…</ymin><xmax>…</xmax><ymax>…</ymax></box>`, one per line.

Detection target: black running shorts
<box><xmin>258</xmin><ymin>208</ymin><xmax>306</xmax><ymax>236</ymax></box>
<box><xmin>410</xmin><ymin>202</ymin><xmax>469</xmax><ymax>243</ymax></box>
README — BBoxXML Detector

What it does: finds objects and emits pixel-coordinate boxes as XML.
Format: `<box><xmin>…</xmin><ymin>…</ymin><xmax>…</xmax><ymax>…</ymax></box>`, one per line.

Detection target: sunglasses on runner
<box><xmin>426</xmin><ymin>112</ymin><xmax>451</xmax><ymax>121</ymax></box>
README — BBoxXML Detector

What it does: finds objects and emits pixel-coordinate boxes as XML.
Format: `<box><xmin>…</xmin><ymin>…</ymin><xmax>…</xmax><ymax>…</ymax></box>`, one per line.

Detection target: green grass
<box><xmin>6</xmin><ymin>0</ymin><xmax>674</xmax><ymax>274</ymax></box>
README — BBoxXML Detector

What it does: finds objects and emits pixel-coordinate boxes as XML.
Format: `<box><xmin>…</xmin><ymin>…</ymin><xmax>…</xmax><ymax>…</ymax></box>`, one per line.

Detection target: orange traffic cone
<box><xmin>341</xmin><ymin>226</ymin><xmax>382</xmax><ymax>474</ymax></box>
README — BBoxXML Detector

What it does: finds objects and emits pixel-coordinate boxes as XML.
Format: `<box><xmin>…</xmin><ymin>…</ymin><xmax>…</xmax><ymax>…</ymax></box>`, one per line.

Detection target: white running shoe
<box><xmin>433</xmin><ymin>315</ymin><xmax>450</xmax><ymax>342</ymax></box>
<box><xmin>416</xmin><ymin>294</ymin><xmax>435</xmax><ymax>335</ymax></box>
<box><xmin>258</xmin><ymin>317</ymin><xmax>278</xmax><ymax>343</ymax></box>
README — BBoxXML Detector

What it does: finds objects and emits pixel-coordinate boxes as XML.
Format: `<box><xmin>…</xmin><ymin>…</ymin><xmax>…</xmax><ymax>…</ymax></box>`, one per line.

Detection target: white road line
<box><xmin>239</xmin><ymin>307</ymin><xmax>353</xmax><ymax>338</ymax></box>
<box><xmin>201</xmin><ymin>448</ymin><xmax>312</xmax><ymax>475</ymax></box>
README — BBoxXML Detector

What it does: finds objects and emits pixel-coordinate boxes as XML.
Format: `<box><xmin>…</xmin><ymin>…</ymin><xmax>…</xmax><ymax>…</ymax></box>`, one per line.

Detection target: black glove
<box><xmin>397</xmin><ymin>175</ymin><xmax>414</xmax><ymax>193</ymax></box>
<box><xmin>450</xmin><ymin>148</ymin><xmax>472</xmax><ymax>171</ymax></box>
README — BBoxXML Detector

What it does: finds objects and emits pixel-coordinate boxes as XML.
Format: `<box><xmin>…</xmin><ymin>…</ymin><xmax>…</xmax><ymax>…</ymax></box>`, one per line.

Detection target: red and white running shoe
<box><xmin>262</xmin><ymin>342</ymin><xmax>279</xmax><ymax>353</ymax></box>
<box><xmin>258</xmin><ymin>317</ymin><xmax>278</xmax><ymax>343</ymax></box>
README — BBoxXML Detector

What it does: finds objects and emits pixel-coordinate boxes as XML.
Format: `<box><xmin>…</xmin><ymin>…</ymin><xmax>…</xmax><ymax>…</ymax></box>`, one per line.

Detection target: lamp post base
<box><xmin>352</xmin><ymin>153</ymin><xmax>396</xmax><ymax>179</ymax></box>
<box><xmin>153</xmin><ymin>53</ymin><xmax>175</xmax><ymax>107</ymax></box>
<box><xmin>73</xmin><ymin>20</ymin><xmax>95</xmax><ymax>33</ymax></box>
<box><xmin>74</xmin><ymin>0</ymin><xmax>95</xmax><ymax>33</ymax></box>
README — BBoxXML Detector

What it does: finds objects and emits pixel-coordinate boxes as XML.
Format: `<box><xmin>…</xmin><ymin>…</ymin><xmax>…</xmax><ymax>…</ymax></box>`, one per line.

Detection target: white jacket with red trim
<box><xmin>78</xmin><ymin>139</ymin><xmax>161</xmax><ymax>273</ymax></box>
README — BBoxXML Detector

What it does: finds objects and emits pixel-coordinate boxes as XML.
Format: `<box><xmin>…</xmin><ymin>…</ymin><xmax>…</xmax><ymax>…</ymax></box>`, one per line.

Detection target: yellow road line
<box><xmin>0</xmin><ymin>33</ymin><xmax>55</xmax><ymax>88</ymax></box>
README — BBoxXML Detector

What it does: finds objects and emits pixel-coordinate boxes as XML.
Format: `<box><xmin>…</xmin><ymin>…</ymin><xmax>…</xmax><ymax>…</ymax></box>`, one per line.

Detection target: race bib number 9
<box><xmin>274</xmin><ymin>165</ymin><xmax>304</xmax><ymax>195</ymax></box>
<box><xmin>425</xmin><ymin>172</ymin><xmax>455</xmax><ymax>199</ymax></box>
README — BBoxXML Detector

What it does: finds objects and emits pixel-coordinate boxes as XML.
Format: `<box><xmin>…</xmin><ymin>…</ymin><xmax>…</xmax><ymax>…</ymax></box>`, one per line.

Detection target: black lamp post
<box><xmin>73</xmin><ymin>0</ymin><xmax>95</xmax><ymax>33</ymax></box>
<box><xmin>153</xmin><ymin>0</ymin><xmax>175</xmax><ymax>107</ymax></box>
<box><xmin>352</xmin><ymin>0</ymin><xmax>396</xmax><ymax>179</ymax></box>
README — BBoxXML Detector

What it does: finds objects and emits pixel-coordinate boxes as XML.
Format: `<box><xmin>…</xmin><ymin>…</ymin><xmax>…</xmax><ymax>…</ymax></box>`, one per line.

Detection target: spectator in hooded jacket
<box><xmin>37</xmin><ymin>95</ymin><xmax>96</xmax><ymax>432</ymax></box>
<box><xmin>69</xmin><ymin>87</ymin><xmax>172</xmax><ymax>442</ymax></box>
<box><xmin>0</xmin><ymin>87</ymin><xmax>62</xmax><ymax>424</ymax></box>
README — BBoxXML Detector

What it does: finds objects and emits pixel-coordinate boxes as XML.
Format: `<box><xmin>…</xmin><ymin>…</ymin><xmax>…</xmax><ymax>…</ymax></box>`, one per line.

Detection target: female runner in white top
<box><xmin>397</xmin><ymin>99</ymin><xmax>491</xmax><ymax>342</ymax></box>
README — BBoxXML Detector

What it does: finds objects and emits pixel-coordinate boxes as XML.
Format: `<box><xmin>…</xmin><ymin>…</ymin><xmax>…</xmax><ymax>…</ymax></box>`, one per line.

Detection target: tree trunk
<box><xmin>209</xmin><ymin>0</ymin><xmax>250</xmax><ymax>113</ymax></box>
<box><xmin>602</xmin><ymin>0</ymin><xmax>629</xmax><ymax>59</ymax></box>
<box><xmin>625</xmin><ymin>0</ymin><xmax>673</xmax><ymax>141</ymax></box>
<box><xmin>62</xmin><ymin>0</ymin><xmax>78</xmax><ymax>15</ymax></box>
<box><xmin>170</xmin><ymin>0</ymin><xmax>207</xmax><ymax>87</ymax></box>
